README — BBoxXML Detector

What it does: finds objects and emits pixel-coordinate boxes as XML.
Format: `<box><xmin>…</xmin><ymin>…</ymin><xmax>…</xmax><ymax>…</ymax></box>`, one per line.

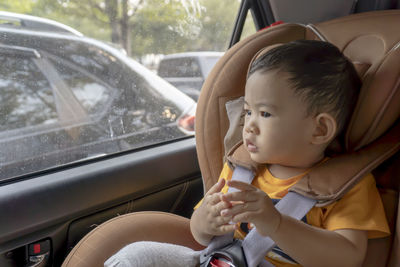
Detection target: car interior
<box><xmin>0</xmin><ymin>1</ymin><xmax>399</xmax><ymax>267</ymax></box>
<box><xmin>61</xmin><ymin>5</ymin><xmax>400</xmax><ymax>267</ymax></box>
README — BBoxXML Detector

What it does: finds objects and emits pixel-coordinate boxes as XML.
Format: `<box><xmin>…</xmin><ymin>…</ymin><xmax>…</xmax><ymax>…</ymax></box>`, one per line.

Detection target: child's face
<box><xmin>243</xmin><ymin>69</ymin><xmax>316</xmax><ymax>166</ymax></box>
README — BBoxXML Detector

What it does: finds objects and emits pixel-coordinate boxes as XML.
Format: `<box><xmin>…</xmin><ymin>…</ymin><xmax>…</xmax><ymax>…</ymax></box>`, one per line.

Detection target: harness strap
<box><xmin>202</xmin><ymin>166</ymin><xmax>316</xmax><ymax>267</ymax></box>
<box><xmin>243</xmin><ymin>192</ymin><xmax>316</xmax><ymax>267</ymax></box>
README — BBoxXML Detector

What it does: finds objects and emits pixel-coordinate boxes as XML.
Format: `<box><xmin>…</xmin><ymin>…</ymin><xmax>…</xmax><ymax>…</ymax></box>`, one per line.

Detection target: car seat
<box><xmin>62</xmin><ymin>10</ymin><xmax>400</xmax><ymax>267</ymax></box>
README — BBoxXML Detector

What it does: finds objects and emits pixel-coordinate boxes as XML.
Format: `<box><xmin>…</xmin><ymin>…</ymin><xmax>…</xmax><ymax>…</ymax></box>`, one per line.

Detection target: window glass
<box><xmin>0</xmin><ymin>0</ymin><xmax>254</xmax><ymax>181</ymax></box>
<box><xmin>241</xmin><ymin>10</ymin><xmax>257</xmax><ymax>41</ymax></box>
<box><xmin>0</xmin><ymin>54</ymin><xmax>57</xmax><ymax>131</ymax></box>
<box><xmin>48</xmin><ymin>56</ymin><xmax>113</xmax><ymax>115</ymax></box>
<box><xmin>201</xmin><ymin>56</ymin><xmax>222</xmax><ymax>77</ymax></box>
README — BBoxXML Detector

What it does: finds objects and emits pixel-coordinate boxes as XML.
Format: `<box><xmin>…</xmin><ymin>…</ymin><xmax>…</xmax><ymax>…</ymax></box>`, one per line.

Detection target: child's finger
<box><xmin>206</xmin><ymin>192</ymin><xmax>223</xmax><ymax>205</ymax></box>
<box><xmin>218</xmin><ymin>223</ymin><xmax>237</xmax><ymax>234</ymax></box>
<box><xmin>219</xmin><ymin>193</ymin><xmax>233</xmax><ymax>207</ymax></box>
<box><xmin>231</xmin><ymin>211</ymin><xmax>254</xmax><ymax>224</ymax></box>
<box><xmin>216</xmin><ymin>196</ymin><xmax>232</xmax><ymax>210</ymax></box>
<box><xmin>213</xmin><ymin>213</ymin><xmax>233</xmax><ymax>226</ymax></box>
<box><xmin>227</xmin><ymin>180</ymin><xmax>257</xmax><ymax>191</ymax></box>
<box><xmin>206</xmin><ymin>178</ymin><xmax>226</xmax><ymax>196</ymax></box>
<box><xmin>223</xmin><ymin>190</ymin><xmax>259</xmax><ymax>202</ymax></box>
<box><xmin>221</xmin><ymin>201</ymin><xmax>258</xmax><ymax>217</ymax></box>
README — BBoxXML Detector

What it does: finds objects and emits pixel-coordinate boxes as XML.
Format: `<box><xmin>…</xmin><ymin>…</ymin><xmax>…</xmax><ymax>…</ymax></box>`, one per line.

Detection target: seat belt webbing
<box><xmin>243</xmin><ymin>192</ymin><xmax>316</xmax><ymax>267</ymax></box>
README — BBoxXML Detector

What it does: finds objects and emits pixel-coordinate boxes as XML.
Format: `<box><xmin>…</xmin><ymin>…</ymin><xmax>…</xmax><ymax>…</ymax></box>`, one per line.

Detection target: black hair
<box><xmin>248</xmin><ymin>40</ymin><xmax>361</xmax><ymax>134</ymax></box>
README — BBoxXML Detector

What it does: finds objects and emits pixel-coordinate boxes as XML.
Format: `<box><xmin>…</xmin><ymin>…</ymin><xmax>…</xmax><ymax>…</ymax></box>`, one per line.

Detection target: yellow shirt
<box><xmin>211</xmin><ymin>163</ymin><xmax>390</xmax><ymax>266</ymax></box>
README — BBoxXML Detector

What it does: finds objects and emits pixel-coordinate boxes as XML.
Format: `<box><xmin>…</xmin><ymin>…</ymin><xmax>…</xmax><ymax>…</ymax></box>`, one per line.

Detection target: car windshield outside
<box><xmin>0</xmin><ymin>1</ymin><xmax>256</xmax><ymax>182</ymax></box>
<box><xmin>157</xmin><ymin>52</ymin><xmax>224</xmax><ymax>101</ymax></box>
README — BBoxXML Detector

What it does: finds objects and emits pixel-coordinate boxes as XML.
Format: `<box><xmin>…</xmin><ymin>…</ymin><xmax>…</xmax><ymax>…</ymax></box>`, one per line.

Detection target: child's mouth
<box><xmin>246</xmin><ymin>139</ymin><xmax>257</xmax><ymax>152</ymax></box>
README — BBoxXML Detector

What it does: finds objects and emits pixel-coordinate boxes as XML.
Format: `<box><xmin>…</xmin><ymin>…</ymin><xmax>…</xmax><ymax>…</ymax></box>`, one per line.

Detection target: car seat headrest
<box><xmin>312</xmin><ymin>11</ymin><xmax>400</xmax><ymax>152</ymax></box>
<box><xmin>196</xmin><ymin>10</ymin><xmax>400</xmax><ymax>192</ymax></box>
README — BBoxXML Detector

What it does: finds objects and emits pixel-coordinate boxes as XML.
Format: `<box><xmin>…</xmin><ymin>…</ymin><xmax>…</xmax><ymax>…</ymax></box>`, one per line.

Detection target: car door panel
<box><xmin>0</xmin><ymin>138</ymin><xmax>202</xmax><ymax>266</ymax></box>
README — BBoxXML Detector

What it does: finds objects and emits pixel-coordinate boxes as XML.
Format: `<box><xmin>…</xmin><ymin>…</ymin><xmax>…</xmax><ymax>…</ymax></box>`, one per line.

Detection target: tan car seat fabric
<box><xmin>388</xmin><ymin>193</ymin><xmax>400</xmax><ymax>266</ymax></box>
<box><xmin>61</xmin><ymin>212</ymin><xmax>204</xmax><ymax>267</ymax></box>
<box><xmin>363</xmin><ymin>151</ymin><xmax>400</xmax><ymax>267</ymax></box>
<box><xmin>63</xmin><ymin>10</ymin><xmax>400</xmax><ymax>267</ymax></box>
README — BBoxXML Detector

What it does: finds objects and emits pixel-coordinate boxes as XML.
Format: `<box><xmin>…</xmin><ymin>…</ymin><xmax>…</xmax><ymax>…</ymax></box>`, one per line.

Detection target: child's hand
<box><xmin>200</xmin><ymin>179</ymin><xmax>236</xmax><ymax>235</ymax></box>
<box><xmin>190</xmin><ymin>179</ymin><xmax>236</xmax><ymax>245</ymax></box>
<box><xmin>220</xmin><ymin>180</ymin><xmax>281</xmax><ymax>237</ymax></box>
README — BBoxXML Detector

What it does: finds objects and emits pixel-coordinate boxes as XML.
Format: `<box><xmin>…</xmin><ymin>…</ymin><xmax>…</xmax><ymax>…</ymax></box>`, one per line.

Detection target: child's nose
<box><xmin>245</xmin><ymin>120</ymin><xmax>259</xmax><ymax>134</ymax></box>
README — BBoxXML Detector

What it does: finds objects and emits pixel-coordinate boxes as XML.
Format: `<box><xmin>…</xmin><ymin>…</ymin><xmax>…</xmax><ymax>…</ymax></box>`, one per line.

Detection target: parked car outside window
<box><xmin>0</xmin><ymin>27</ymin><xmax>196</xmax><ymax>181</ymax></box>
<box><xmin>0</xmin><ymin>10</ymin><xmax>83</xmax><ymax>36</ymax></box>
<box><xmin>157</xmin><ymin>51</ymin><xmax>223</xmax><ymax>101</ymax></box>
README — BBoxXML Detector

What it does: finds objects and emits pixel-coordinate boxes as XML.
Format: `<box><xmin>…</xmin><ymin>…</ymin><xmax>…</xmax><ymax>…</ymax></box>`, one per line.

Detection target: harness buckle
<box><xmin>200</xmin><ymin>239</ymin><xmax>247</xmax><ymax>267</ymax></box>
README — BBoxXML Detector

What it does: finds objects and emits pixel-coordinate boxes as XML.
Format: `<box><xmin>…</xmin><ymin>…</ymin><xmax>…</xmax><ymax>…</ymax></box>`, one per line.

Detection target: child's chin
<box><xmin>250</xmin><ymin>155</ymin><xmax>269</xmax><ymax>164</ymax></box>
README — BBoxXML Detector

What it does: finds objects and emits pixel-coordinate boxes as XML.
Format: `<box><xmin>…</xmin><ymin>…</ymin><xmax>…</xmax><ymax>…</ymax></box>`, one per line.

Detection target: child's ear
<box><xmin>311</xmin><ymin>113</ymin><xmax>337</xmax><ymax>145</ymax></box>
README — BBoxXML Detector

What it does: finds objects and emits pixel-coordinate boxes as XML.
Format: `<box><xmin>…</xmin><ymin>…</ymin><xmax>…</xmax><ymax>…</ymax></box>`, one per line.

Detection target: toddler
<box><xmin>106</xmin><ymin>40</ymin><xmax>390</xmax><ymax>267</ymax></box>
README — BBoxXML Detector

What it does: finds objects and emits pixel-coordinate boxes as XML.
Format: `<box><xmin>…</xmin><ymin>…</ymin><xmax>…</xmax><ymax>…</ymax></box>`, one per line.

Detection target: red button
<box><xmin>33</xmin><ymin>244</ymin><xmax>41</xmax><ymax>254</ymax></box>
<box><xmin>210</xmin><ymin>258</ymin><xmax>231</xmax><ymax>267</ymax></box>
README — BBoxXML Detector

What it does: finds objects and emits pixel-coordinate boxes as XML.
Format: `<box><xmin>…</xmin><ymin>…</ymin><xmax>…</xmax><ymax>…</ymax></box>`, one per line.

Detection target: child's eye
<box><xmin>244</xmin><ymin>109</ymin><xmax>251</xmax><ymax>116</ymax></box>
<box><xmin>260</xmin><ymin>111</ymin><xmax>271</xmax><ymax>118</ymax></box>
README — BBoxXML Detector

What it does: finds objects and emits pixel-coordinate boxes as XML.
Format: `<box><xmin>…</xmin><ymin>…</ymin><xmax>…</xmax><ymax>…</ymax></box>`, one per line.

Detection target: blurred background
<box><xmin>0</xmin><ymin>0</ymin><xmax>255</xmax><ymax>69</ymax></box>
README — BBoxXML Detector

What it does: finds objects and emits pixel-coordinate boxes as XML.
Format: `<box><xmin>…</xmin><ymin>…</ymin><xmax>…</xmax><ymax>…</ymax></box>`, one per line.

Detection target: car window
<box><xmin>200</xmin><ymin>56</ymin><xmax>222</xmax><ymax>77</ymax></box>
<box><xmin>241</xmin><ymin>9</ymin><xmax>257</xmax><ymax>41</ymax></box>
<box><xmin>0</xmin><ymin>53</ymin><xmax>57</xmax><ymax>132</ymax></box>
<box><xmin>0</xmin><ymin>0</ymin><xmax>255</xmax><ymax>181</ymax></box>
<box><xmin>47</xmin><ymin>55</ymin><xmax>114</xmax><ymax>115</ymax></box>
